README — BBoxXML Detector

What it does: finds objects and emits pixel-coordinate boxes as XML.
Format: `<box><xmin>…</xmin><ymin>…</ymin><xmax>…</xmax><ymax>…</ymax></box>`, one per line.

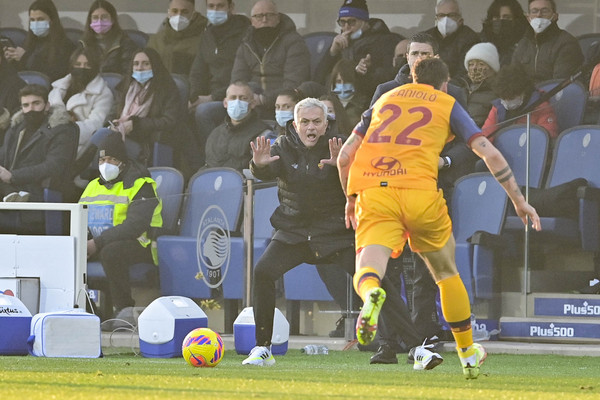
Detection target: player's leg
<box><xmin>419</xmin><ymin>236</ymin><xmax>487</xmax><ymax>379</ymax></box>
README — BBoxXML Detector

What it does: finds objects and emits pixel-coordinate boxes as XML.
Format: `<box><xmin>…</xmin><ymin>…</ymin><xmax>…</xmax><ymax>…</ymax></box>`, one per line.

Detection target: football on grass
<box><xmin>182</xmin><ymin>327</ymin><xmax>224</xmax><ymax>367</ymax></box>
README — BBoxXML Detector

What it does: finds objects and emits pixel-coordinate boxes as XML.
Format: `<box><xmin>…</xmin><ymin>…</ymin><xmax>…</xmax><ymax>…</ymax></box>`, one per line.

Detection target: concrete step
<box><xmin>499</xmin><ymin>316</ymin><xmax>600</xmax><ymax>343</ymax></box>
<box><xmin>530</xmin><ymin>292</ymin><xmax>600</xmax><ymax>318</ymax></box>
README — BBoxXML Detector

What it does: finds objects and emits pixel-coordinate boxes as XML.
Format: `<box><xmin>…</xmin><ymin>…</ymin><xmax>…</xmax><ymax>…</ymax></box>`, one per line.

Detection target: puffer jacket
<box><xmin>424</xmin><ymin>24</ymin><xmax>480</xmax><ymax>79</ymax></box>
<box><xmin>250</xmin><ymin>122</ymin><xmax>353</xmax><ymax>258</ymax></box>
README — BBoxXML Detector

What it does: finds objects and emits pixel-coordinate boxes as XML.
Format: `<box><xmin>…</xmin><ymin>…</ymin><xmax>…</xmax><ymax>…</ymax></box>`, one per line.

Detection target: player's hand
<box><xmin>4</xmin><ymin>46</ymin><xmax>25</xmax><ymax>61</ymax></box>
<box><xmin>355</xmin><ymin>54</ymin><xmax>371</xmax><ymax>75</ymax></box>
<box><xmin>251</xmin><ymin>136</ymin><xmax>279</xmax><ymax>167</ymax></box>
<box><xmin>514</xmin><ymin>201</ymin><xmax>542</xmax><ymax>231</ymax></box>
<box><xmin>330</xmin><ymin>31</ymin><xmax>350</xmax><ymax>55</ymax></box>
<box><xmin>344</xmin><ymin>196</ymin><xmax>357</xmax><ymax>230</ymax></box>
<box><xmin>320</xmin><ymin>137</ymin><xmax>343</xmax><ymax>166</ymax></box>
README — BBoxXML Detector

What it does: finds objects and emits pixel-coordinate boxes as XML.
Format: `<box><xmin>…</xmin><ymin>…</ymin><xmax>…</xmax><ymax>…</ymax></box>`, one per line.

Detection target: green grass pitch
<box><xmin>1</xmin><ymin>349</ymin><xmax>598</xmax><ymax>399</ymax></box>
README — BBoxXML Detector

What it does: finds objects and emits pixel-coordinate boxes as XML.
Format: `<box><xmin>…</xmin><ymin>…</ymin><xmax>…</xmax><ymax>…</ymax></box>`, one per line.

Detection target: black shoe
<box><xmin>329</xmin><ymin>316</ymin><xmax>345</xmax><ymax>338</ymax></box>
<box><xmin>370</xmin><ymin>344</ymin><xmax>398</xmax><ymax>364</ymax></box>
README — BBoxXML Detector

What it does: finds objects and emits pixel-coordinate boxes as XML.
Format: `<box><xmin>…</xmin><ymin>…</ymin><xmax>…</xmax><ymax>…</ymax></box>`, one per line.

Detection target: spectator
<box><xmin>453</xmin><ymin>42</ymin><xmax>500</xmax><ymax>126</ymax></box>
<box><xmin>230</xmin><ymin>0</ymin><xmax>310</xmax><ymax>118</ymax></box>
<box><xmin>512</xmin><ymin>0</ymin><xmax>584</xmax><ymax>83</ymax></box>
<box><xmin>147</xmin><ymin>0</ymin><xmax>208</xmax><ymax>75</ymax></box>
<box><xmin>393</xmin><ymin>39</ymin><xmax>410</xmax><ymax>73</ymax></box>
<box><xmin>3</xmin><ymin>0</ymin><xmax>75</xmax><ymax>81</ymax></box>
<box><xmin>423</xmin><ymin>0</ymin><xmax>479</xmax><ymax>79</ymax></box>
<box><xmin>79</xmin><ymin>0</ymin><xmax>138</xmax><ymax>75</ymax></box>
<box><xmin>80</xmin><ymin>131</ymin><xmax>162</xmax><ymax>329</ymax></box>
<box><xmin>204</xmin><ymin>81</ymin><xmax>272</xmax><ymax>171</ymax></box>
<box><xmin>189</xmin><ymin>0</ymin><xmax>250</xmax><ymax>152</ymax></box>
<box><xmin>315</xmin><ymin>0</ymin><xmax>399</xmax><ymax>98</ymax></box>
<box><xmin>0</xmin><ymin>84</ymin><xmax>77</xmax><ymax>234</ymax></box>
<box><xmin>0</xmin><ymin>51</ymin><xmax>26</xmax><ymax>140</ymax></box>
<box><xmin>274</xmin><ymin>88</ymin><xmax>302</xmax><ymax>136</ymax></box>
<box><xmin>320</xmin><ymin>93</ymin><xmax>353</xmax><ymax>137</ymax></box>
<box><xmin>329</xmin><ymin>59</ymin><xmax>370</xmax><ymax>128</ymax></box>
<box><xmin>482</xmin><ymin>64</ymin><xmax>558</xmax><ymax>140</ymax></box>
<box><xmin>49</xmin><ymin>46</ymin><xmax>113</xmax><ymax>160</ymax></box>
<box><xmin>480</xmin><ymin>0</ymin><xmax>529</xmax><ymax>66</ymax></box>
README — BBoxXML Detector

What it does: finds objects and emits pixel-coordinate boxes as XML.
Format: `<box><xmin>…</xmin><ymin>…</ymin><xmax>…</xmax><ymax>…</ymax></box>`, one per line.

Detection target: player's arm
<box><xmin>470</xmin><ymin>135</ymin><xmax>541</xmax><ymax>231</ymax></box>
<box><xmin>337</xmin><ymin>132</ymin><xmax>363</xmax><ymax>229</ymax></box>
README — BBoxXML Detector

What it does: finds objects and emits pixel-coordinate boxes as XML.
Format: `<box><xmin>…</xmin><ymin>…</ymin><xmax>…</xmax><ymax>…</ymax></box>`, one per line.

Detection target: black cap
<box><xmin>97</xmin><ymin>131</ymin><xmax>127</xmax><ymax>162</ymax></box>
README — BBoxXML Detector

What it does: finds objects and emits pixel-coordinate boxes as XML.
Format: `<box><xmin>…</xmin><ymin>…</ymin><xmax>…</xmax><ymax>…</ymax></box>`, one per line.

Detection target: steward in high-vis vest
<box><xmin>79</xmin><ymin>131</ymin><xmax>162</xmax><ymax>328</ymax></box>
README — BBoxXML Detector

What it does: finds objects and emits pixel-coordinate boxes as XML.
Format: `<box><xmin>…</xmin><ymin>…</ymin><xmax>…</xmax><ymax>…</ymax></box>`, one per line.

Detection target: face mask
<box><xmin>491</xmin><ymin>19</ymin><xmax>514</xmax><ymax>36</ymax></box>
<box><xmin>71</xmin><ymin>68</ymin><xmax>94</xmax><ymax>86</ymax></box>
<box><xmin>501</xmin><ymin>95</ymin><xmax>524</xmax><ymax>111</ymax></box>
<box><xmin>99</xmin><ymin>162</ymin><xmax>121</xmax><ymax>182</ymax></box>
<box><xmin>30</xmin><ymin>20</ymin><xmax>50</xmax><ymax>37</ymax></box>
<box><xmin>327</xmin><ymin>113</ymin><xmax>336</xmax><ymax>120</ymax></box>
<box><xmin>169</xmin><ymin>15</ymin><xmax>190</xmax><ymax>32</ymax></box>
<box><xmin>90</xmin><ymin>20</ymin><xmax>113</xmax><ymax>34</ymax></box>
<box><xmin>350</xmin><ymin>29</ymin><xmax>362</xmax><ymax>40</ymax></box>
<box><xmin>275</xmin><ymin>110</ymin><xmax>294</xmax><ymax>128</ymax></box>
<box><xmin>207</xmin><ymin>10</ymin><xmax>228</xmax><ymax>26</ymax></box>
<box><xmin>436</xmin><ymin>16</ymin><xmax>458</xmax><ymax>38</ymax></box>
<box><xmin>23</xmin><ymin>110</ymin><xmax>46</xmax><ymax>131</ymax></box>
<box><xmin>333</xmin><ymin>83</ymin><xmax>355</xmax><ymax>101</ymax></box>
<box><xmin>529</xmin><ymin>17</ymin><xmax>552</xmax><ymax>34</ymax></box>
<box><xmin>227</xmin><ymin>99</ymin><xmax>249</xmax><ymax>121</ymax></box>
<box><xmin>132</xmin><ymin>69</ymin><xmax>153</xmax><ymax>84</ymax></box>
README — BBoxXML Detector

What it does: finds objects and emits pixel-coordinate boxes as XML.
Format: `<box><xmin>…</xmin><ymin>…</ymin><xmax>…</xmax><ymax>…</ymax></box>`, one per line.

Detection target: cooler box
<box><xmin>0</xmin><ymin>293</ymin><xmax>32</xmax><ymax>355</ymax></box>
<box><xmin>233</xmin><ymin>306</ymin><xmax>289</xmax><ymax>355</ymax></box>
<box><xmin>138</xmin><ymin>296</ymin><xmax>208</xmax><ymax>358</ymax></box>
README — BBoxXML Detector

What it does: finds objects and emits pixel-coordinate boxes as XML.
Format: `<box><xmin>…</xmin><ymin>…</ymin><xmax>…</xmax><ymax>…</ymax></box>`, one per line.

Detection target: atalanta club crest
<box><xmin>196</xmin><ymin>205</ymin><xmax>230</xmax><ymax>289</ymax></box>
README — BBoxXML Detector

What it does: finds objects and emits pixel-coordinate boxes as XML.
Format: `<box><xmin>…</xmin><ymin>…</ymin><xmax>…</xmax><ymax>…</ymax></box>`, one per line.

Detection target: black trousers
<box><xmin>98</xmin><ymin>239</ymin><xmax>154</xmax><ymax>311</ymax></box>
<box><xmin>252</xmin><ymin>239</ymin><xmax>355</xmax><ymax>346</ymax></box>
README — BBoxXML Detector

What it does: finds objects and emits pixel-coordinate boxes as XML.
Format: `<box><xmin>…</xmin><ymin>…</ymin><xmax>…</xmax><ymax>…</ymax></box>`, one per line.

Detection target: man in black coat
<box><xmin>0</xmin><ymin>84</ymin><xmax>77</xmax><ymax>234</ymax></box>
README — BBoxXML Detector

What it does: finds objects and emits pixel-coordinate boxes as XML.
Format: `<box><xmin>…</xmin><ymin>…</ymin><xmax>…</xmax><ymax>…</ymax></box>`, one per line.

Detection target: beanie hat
<box><xmin>464</xmin><ymin>42</ymin><xmax>500</xmax><ymax>73</ymax></box>
<box><xmin>97</xmin><ymin>131</ymin><xmax>128</xmax><ymax>162</ymax></box>
<box><xmin>339</xmin><ymin>0</ymin><xmax>369</xmax><ymax>21</ymax></box>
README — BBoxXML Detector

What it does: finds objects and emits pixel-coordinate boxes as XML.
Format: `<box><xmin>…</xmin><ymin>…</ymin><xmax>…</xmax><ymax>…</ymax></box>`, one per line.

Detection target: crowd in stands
<box><xmin>1</xmin><ymin>0</ymin><xmax>599</xmax><ymax>351</ymax></box>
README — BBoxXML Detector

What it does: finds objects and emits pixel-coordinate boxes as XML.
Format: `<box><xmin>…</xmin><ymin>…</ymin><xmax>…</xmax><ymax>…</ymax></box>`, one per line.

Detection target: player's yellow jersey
<box><xmin>347</xmin><ymin>83</ymin><xmax>481</xmax><ymax>195</ymax></box>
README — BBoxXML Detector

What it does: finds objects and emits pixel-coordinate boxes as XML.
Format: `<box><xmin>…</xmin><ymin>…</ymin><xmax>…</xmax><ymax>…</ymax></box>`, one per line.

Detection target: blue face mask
<box><xmin>227</xmin><ymin>99</ymin><xmax>250</xmax><ymax>121</ymax></box>
<box><xmin>207</xmin><ymin>10</ymin><xmax>228</xmax><ymax>26</ymax></box>
<box><xmin>30</xmin><ymin>20</ymin><xmax>50</xmax><ymax>37</ymax></box>
<box><xmin>333</xmin><ymin>83</ymin><xmax>355</xmax><ymax>101</ymax></box>
<box><xmin>132</xmin><ymin>69</ymin><xmax>153</xmax><ymax>84</ymax></box>
<box><xmin>275</xmin><ymin>110</ymin><xmax>294</xmax><ymax>127</ymax></box>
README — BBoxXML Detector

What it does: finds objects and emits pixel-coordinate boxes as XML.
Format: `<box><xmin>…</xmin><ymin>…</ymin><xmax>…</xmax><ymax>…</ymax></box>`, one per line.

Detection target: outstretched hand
<box><xmin>251</xmin><ymin>136</ymin><xmax>279</xmax><ymax>167</ymax></box>
<box><xmin>320</xmin><ymin>137</ymin><xmax>344</xmax><ymax>166</ymax></box>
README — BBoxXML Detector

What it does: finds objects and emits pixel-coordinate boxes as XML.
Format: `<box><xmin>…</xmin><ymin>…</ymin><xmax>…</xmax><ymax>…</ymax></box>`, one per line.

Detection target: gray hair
<box><xmin>436</xmin><ymin>0</ymin><xmax>460</xmax><ymax>13</ymax></box>
<box><xmin>294</xmin><ymin>97</ymin><xmax>328</xmax><ymax>123</ymax></box>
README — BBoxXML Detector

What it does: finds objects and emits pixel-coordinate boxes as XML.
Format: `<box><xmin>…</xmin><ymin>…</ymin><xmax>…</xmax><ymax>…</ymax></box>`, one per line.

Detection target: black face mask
<box><xmin>71</xmin><ymin>67</ymin><xmax>94</xmax><ymax>84</ymax></box>
<box><xmin>393</xmin><ymin>55</ymin><xmax>407</xmax><ymax>70</ymax></box>
<box><xmin>491</xmin><ymin>19</ymin><xmax>515</xmax><ymax>36</ymax></box>
<box><xmin>23</xmin><ymin>110</ymin><xmax>46</xmax><ymax>132</ymax></box>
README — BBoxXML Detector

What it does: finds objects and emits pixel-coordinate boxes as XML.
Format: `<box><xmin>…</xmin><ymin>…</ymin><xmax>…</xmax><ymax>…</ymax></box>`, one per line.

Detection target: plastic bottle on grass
<box><xmin>301</xmin><ymin>345</ymin><xmax>329</xmax><ymax>355</ymax></box>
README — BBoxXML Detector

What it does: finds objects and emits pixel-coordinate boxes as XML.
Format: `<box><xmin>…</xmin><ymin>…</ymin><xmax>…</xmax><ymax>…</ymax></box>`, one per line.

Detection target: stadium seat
<box><xmin>493</xmin><ymin>124</ymin><xmax>550</xmax><ymax>188</ymax></box>
<box><xmin>503</xmin><ymin>125</ymin><xmax>600</xmax><ymax>252</ymax></box>
<box><xmin>0</xmin><ymin>27</ymin><xmax>27</xmax><ymax>47</ymax></box>
<box><xmin>577</xmin><ymin>33</ymin><xmax>600</xmax><ymax>63</ymax></box>
<box><xmin>536</xmin><ymin>79</ymin><xmax>587</xmax><ymax>134</ymax></box>
<box><xmin>157</xmin><ymin>168</ymin><xmax>244</xmax><ymax>300</ymax></box>
<box><xmin>283</xmin><ymin>264</ymin><xmax>335</xmax><ymax>301</ymax></box>
<box><xmin>171</xmin><ymin>73</ymin><xmax>190</xmax><ymax>106</ymax></box>
<box><xmin>124</xmin><ymin>29</ymin><xmax>149</xmax><ymax>48</ymax></box>
<box><xmin>17</xmin><ymin>71</ymin><xmax>51</xmax><ymax>90</ymax></box>
<box><xmin>64</xmin><ymin>27</ymin><xmax>83</xmax><ymax>45</ymax></box>
<box><xmin>99</xmin><ymin>72</ymin><xmax>123</xmax><ymax>97</ymax></box>
<box><xmin>452</xmin><ymin>173</ymin><xmax>508</xmax><ymax>301</ymax></box>
<box><xmin>302</xmin><ymin>31</ymin><xmax>336</xmax><ymax>80</ymax></box>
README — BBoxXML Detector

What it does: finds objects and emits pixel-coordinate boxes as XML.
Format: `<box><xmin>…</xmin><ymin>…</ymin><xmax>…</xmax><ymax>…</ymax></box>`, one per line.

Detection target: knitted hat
<box><xmin>464</xmin><ymin>42</ymin><xmax>500</xmax><ymax>73</ymax></box>
<box><xmin>339</xmin><ymin>0</ymin><xmax>369</xmax><ymax>21</ymax></box>
<box><xmin>97</xmin><ymin>131</ymin><xmax>128</xmax><ymax>162</ymax></box>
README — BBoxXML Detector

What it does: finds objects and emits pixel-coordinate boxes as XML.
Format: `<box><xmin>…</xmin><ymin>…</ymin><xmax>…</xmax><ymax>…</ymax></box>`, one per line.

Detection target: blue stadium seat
<box><xmin>302</xmin><ymin>31</ymin><xmax>336</xmax><ymax>80</ymax></box>
<box><xmin>99</xmin><ymin>72</ymin><xmax>123</xmax><ymax>97</ymax></box>
<box><xmin>452</xmin><ymin>173</ymin><xmax>508</xmax><ymax>301</ymax></box>
<box><xmin>17</xmin><ymin>71</ymin><xmax>51</xmax><ymax>90</ymax></box>
<box><xmin>157</xmin><ymin>168</ymin><xmax>244</xmax><ymax>299</ymax></box>
<box><xmin>124</xmin><ymin>29</ymin><xmax>149</xmax><ymax>48</ymax></box>
<box><xmin>577</xmin><ymin>33</ymin><xmax>600</xmax><ymax>62</ymax></box>
<box><xmin>0</xmin><ymin>27</ymin><xmax>27</xmax><ymax>47</ymax></box>
<box><xmin>536</xmin><ymin>79</ymin><xmax>587</xmax><ymax>134</ymax></box>
<box><xmin>64</xmin><ymin>27</ymin><xmax>83</xmax><ymax>46</ymax></box>
<box><xmin>283</xmin><ymin>264</ymin><xmax>335</xmax><ymax>301</ymax></box>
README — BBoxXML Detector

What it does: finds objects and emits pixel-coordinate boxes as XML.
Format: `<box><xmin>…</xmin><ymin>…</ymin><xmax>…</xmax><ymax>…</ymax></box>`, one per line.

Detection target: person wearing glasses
<box><xmin>422</xmin><ymin>0</ymin><xmax>479</xmax><ymax>79</ymax></box>
<box><xmin>511</xmin><ymin>0</ymin><xmax>583</xmax><ymax>83</ymax></box>
<box><xmin>230</xmin><ymin>0</ymin><xmax>310</xmax><ymax>119</ymax></box>
<box><xmin>315</xmin><ymin>0</ymin><xmax>400</xmax><ymax>98</ymax></box>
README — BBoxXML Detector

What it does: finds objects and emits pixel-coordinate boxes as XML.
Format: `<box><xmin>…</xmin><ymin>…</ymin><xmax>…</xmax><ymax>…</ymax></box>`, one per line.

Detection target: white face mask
<box><xmin>437</xmin><ymin>16</ymin><xmax>458</xmax><ymax>38</ymax></box>
<box><xmin>350</xmin><ymin>29</ymin><xmax>362</xmax><ymax>40</ymax></box>
<box><xmin>99</xmin><ymin>162</ymin><xmax>121</xmax><ymax>182</ymax></box>
<box><xmin>501</xmin><ymin>95</ymin><xmax>524</xmax><ymax>111</ymax></box>
<box><xmin>529</xmin><ymin>17</ymin><xmax>552</xmax><ymax>34</ymax></box>
<box><xmin>169</xmin><ymin>15</ymin><xmax>190</xmax><ymax>32</ymax></box>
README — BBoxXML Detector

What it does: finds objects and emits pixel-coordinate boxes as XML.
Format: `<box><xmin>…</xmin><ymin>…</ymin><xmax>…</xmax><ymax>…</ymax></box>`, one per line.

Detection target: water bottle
<box><xmin>300</xmin><ymin>345</ymin><xmax>329</xmax><ymax>355</ymax></box>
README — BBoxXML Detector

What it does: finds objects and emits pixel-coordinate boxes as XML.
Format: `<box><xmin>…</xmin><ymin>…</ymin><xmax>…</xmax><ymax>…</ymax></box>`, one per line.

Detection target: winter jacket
<box><xmin>452</xmin><ymin>76</ymin><xmax>496</xmax><ymax>127</ymax></box>
<box><xmin>17</xmin><ymin>34</ymin><xmax>75</xmax><ymax>82</ymax></box>
<box><xmin>0</xmin><ymin>60</ymin><xmax>26</xmax><ymax>116</ymax></box>
<box><xmin>424</xmin><ymin>24</ymin><xmax>480</xmax><ymax>79</ymax></box>
<box><xmin>316</xmin><ymin>18</ymin><xmax>400</xmax><ymax>97</ymax></box>
<box><xmin>148</xmin><ymin>13</ymin><xmax>208</xmax><ymax>75</ymax></box>
<box><xmin>231</xmin><ymin>14</ymin><xmax>310</xmax><ymax>108</ymax></box>
<box><xmin>512</xmin><ymin>22</ymin><xmax>584</xmax><ymax>83</ymax></box>
<box><xmin>49</xmin><ymin>74</ymin><xmax>114</xmax><ymax>157</ymax></box>
<box><xmin>250</xmin><ymin>123</ymin><xmax>353</xmax><ymax>258</ymax></box>
<box><xmin>205</xmin><ymin>110</ymin><xmax>272</xmax><ymax>171</ymax></box>
<box><xmin>189</xmin><ymin>14</ymin><xmax>250</xmax><ymax>101</ymax></box>
<box><xmin>0</xmin><ymin>105</ymin><xmax>78</xmax><ymax>200</ymax></box>
<box><xmin>80</xmin><ymin>31</ymin><xmax>138</xmax><ymax>75</ymax></box>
